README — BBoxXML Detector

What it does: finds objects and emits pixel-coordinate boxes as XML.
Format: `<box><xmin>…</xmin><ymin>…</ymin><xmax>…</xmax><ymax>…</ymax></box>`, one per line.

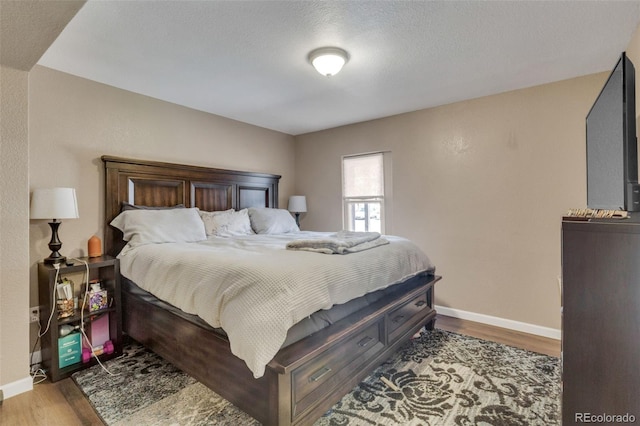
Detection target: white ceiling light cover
<box><xmin>308</xmin><ymin>47</ymin><xmax>349</xmax><ymax>77</ymax></box>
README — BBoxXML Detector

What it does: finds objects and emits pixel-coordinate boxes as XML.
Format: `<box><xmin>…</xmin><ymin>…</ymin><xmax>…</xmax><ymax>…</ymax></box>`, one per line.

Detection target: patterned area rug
<box><xmin>72</xmin><ymin>330</ymin><xmax>560</xmax><ymax>425</ymax></box>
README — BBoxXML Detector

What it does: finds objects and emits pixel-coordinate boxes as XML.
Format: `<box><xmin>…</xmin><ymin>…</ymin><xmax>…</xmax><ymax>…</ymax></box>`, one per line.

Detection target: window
<box><xmin>342</xmin><ymin>152</ymin><xmax>385</xmax><ymax>233</ymax></box>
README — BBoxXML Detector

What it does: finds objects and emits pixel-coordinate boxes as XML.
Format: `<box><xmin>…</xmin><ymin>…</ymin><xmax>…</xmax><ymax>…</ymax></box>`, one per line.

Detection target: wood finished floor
<box><xmin>1</xmin><ymin>315</ymin><xmax>560</xmax><ymax>426</ymax></box>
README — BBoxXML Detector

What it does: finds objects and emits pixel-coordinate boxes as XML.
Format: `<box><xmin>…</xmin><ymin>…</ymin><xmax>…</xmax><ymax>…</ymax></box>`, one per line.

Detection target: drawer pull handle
<box><xmin>392</xmin><ymin>315</ymin><xmax>405</xmax><ymax>324</ymax></box>
<box><xmin>309</xmin><ymin>367</ymin><xmax>332</xmax><ymax>382</ymax></box>
<box><xmin>358</xmin><ymin>336</ymin><xmax>374</xmax><ymax>347</ymax></box>
<box><xmin>415</xmin><ymin>300</ymin><xmax>427</xmax><ymax>307</ymax></box>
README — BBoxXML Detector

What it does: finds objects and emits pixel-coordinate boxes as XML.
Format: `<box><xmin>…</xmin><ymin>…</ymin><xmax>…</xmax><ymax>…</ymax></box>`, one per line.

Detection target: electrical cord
<box><xmin>29</xmin><ymin>332</ymin><xmax>47</xmax><ymax>384</ymax></box>
<box><xmin>39</xmin><ymin>265</ymin><xmax>60</xmax><ymax>338</ymax></box>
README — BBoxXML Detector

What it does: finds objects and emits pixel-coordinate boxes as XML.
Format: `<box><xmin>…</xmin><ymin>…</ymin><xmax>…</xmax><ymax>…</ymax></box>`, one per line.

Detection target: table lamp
<box><xmin>30</xmin><ymin>187</ymin><xmax>79</xmax><ymax>264</ymax></box>
<box><xmin>288</xmin><ymin>195</ymin><xmax>307</xmax><ymax>227</ymax></box>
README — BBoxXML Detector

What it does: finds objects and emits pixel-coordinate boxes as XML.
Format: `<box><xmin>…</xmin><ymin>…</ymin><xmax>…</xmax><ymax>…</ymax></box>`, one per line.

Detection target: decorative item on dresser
<box><xmin>88</xmin><ymin>235</ymin><xmax>102</xmax><ymax>258</ymax></box>
<box><xmin>561</xmin><ymin>218</ymin><xmax>640</xmax><ymax>424</ymax></box>
<box><xmin>102</xmin><ymin>155</ymin><xmax>440</xmax><ymax>426</ymax></box>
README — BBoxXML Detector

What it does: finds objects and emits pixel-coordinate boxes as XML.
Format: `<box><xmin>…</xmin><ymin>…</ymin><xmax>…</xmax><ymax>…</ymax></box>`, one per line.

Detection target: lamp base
<box><xmin>44</xmin><ymin>220</ymin><xmax>66</xmax><ymax>265</ymax></box>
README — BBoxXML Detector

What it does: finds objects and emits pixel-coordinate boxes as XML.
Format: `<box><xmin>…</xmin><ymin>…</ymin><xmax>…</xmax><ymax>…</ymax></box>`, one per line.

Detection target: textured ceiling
<box><xmin>38</xmin><ymin>0</ymin><xmax>640</xmax><ymax>135</ymax></box>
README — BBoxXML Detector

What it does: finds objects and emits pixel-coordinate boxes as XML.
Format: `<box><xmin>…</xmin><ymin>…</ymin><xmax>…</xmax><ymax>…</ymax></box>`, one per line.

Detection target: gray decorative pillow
<box><xmin>248</xmin><ymin>207</ymin><xmax>299</xmax><ymax>234</ymax></box>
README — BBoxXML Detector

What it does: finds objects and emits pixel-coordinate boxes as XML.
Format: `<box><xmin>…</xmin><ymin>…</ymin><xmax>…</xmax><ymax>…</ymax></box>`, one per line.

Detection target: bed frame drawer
<box><xmin>291</xmin><ymin>320</ymin><xmax>385</xmax><ymax>420</ymax></box>
<box><xmin>387</xmin><ymin>292</ymin><xmax>431</xmax><ymax>343</ymax></box>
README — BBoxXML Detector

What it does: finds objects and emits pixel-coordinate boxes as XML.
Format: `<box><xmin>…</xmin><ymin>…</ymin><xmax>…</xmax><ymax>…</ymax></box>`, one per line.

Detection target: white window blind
<box><xmin>342</xmin><ymin>153</ymin><xmax>386</xmax><ymax>233</ymax></box>
<box><xmin>343</xmin><ymin>153</ymin><xmax>384</xmax><ymax>197</ymax></box>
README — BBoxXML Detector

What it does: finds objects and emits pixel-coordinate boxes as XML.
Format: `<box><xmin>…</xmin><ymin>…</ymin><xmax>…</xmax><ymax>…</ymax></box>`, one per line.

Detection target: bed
<box><xmin>102</xmin><ymin>155</ymin><xmax>441</xmax><ymax>425</ymax></box>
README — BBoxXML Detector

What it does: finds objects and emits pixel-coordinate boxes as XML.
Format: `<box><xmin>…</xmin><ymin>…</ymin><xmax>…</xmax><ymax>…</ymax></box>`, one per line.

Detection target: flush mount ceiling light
<box><xmin>308</xmin><ymin>47</ymin><xmax>349</xmax><ymax>77</ymax></box>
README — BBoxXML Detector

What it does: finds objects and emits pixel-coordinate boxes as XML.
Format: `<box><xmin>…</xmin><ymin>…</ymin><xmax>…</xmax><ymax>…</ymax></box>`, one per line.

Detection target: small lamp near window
<box><xmin>288</xmin><ymin>195</ymin><xmax>307</xmax><ymax>227</ymax></box>
<box><xmin>30</xmin><ymin>187</ymin><xmax>79</xmax><ymax>264</ymax></box>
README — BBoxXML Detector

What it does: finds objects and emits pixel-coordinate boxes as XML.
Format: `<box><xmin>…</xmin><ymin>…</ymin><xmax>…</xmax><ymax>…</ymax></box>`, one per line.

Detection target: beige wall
<box><xmin>27</xmin><ymin>65</ymin><xmax>296</xmax><ymax>345</ymax></box>
<box><xmin>626</xmin><ymin>23</ymin><xmax>640</xmax><ymax>129</ymax></box>
<box><xmin>0</xmin><ymin>65</ymin><xmax>31</xmax><ymax>389</ymax></box>
<box><xmin>294</xmin><ymin>73</ymin><xmax>613</xmax><ymax>330</ymax></box>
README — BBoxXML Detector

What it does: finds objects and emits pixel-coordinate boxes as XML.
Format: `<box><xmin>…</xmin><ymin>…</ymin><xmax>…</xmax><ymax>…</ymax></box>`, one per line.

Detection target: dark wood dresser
<box><xmin>562</xmin><ymin>219</ymin><xmax>640</xmax><ymax>424</ymax></box>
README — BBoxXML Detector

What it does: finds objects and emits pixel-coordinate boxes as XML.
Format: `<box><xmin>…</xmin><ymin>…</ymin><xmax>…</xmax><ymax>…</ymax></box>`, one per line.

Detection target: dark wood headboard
<box><xmin>102</xmin><ymin>156</ymin><xmax>281</xmax><ymax>256</ymax></box>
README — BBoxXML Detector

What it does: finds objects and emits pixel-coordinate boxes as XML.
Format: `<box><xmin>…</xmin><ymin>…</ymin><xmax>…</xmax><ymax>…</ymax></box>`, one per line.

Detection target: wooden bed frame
<box><xmin>102</xmin><ymin>155</ymin><xmax>441</xmax><ymax>425</ymax></box>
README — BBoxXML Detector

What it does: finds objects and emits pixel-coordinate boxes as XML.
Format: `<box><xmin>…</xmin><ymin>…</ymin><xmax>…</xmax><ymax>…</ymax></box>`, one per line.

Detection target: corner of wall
<box><xmin>0</xmin><ymin>65</ymin><xmax>32</xmax><ymax>393</ymax></box>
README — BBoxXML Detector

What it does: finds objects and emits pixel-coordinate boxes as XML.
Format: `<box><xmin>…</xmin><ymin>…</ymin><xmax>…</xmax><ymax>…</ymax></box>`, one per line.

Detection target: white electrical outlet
<box><xmin>29</xmin><ymin>306</ymin><xmax>40</xmax><ymax>323</ymax></box>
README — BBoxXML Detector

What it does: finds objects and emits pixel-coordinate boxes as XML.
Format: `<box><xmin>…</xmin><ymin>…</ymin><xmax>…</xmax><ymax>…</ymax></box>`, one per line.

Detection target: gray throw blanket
<box><xmin>286</xmin><ymin>230</ymin><xmax>389</xmax><ymax>254</ymax></box>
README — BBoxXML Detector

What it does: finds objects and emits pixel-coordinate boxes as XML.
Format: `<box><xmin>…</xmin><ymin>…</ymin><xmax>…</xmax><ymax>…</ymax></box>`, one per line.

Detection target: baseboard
<box><xmin>0</xmin><ymin>376</ymin><xmax>33</xmax><ymax>400</ymax></box>
<box><xmin>0</xmin><ymin>350</ymin><xmax>42</xmax><ymax>400</ymax></box>
<box><xmin>435</xmin><ymin>305</ymin><xmax>561</xmax><ymax>340</ymax></box>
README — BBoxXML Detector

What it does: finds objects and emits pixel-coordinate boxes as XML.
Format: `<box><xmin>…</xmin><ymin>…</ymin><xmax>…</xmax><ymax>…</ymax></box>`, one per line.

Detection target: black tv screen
<box><xmin>586</xmin><ymin>52</ymin><xmax>639</xmax><ymax>211</ymax></box>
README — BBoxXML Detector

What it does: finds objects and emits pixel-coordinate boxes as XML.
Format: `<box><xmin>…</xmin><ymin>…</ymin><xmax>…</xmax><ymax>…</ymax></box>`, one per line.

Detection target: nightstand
<box><xmin>37</xmin><ymin>255</ymin><xmax>122</xmax><ymax>381</ymax></box>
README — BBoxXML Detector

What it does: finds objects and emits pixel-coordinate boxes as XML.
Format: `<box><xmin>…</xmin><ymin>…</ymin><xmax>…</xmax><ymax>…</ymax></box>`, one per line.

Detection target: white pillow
<box><xmin>248</xmin><ymin>207</ymin><xmax>299</xmax><ymax>234</ymax></box>
<box><xmin>110</xmin><ymin>207</ymin><xmax>207</xmax><ymax>247</ymax></box>
<box><xmin>198</xmin><ymin>208</ymin><xmax>254</xmax><ymax>237</ymax></box>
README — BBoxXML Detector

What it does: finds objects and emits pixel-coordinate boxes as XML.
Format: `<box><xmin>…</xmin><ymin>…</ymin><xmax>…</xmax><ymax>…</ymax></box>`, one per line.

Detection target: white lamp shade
<box><xmin>309</xmin><ymin>47</ymin><xmax>349</xmax><ymax>77</ymax></box>
<box><xmin>288</xmin><ymin>195</ymin><xmax>307</xmax><ymax>213</ymax></box>
<box><xmin>30</xmin><ymin>188</ymin><xmax>79</xmax><ymax>219</ymax></box>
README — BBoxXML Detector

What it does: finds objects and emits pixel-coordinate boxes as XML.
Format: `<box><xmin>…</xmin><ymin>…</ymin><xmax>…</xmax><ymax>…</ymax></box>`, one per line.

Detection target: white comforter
<box><xmin>117</xmin><ymin>231</ymin><xmax>434</xmax><ymax>378</ymax></box>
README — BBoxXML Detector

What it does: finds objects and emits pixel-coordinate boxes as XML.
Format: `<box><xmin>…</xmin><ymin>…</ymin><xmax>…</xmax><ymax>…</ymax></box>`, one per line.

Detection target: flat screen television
<box><xmin>586</xmin><ymin>52</ymin><xmax>639</xmax><ymax>212</ymax></box>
